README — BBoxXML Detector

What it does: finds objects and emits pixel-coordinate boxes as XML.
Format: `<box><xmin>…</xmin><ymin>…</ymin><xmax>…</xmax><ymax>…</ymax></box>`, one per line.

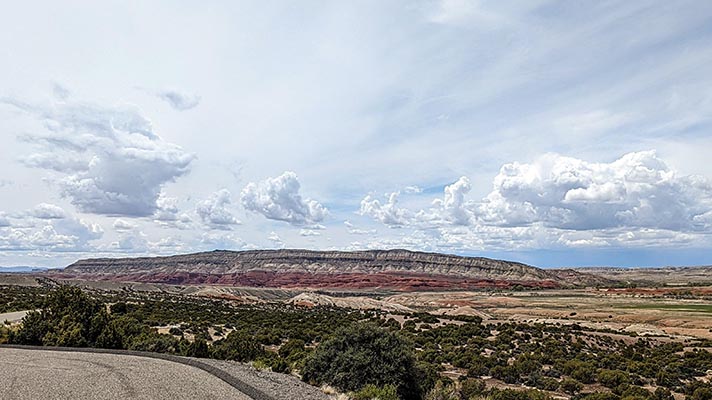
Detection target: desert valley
<box><xmin>2</xmin><ymin>250</ymin><xmax>711</xmax><ymax>400</ymax></box>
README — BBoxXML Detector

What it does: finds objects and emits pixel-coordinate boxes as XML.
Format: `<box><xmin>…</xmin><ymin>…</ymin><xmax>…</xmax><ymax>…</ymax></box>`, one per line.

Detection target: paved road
<box><xmin>0</xmin><ymin>347</ymin><xmax>252</xmax><ymax>400</ymax></box>
<box><xmin>0</xmin><ymin>310</ymin><xmax>29</xmax><ymax>323</ymax></box>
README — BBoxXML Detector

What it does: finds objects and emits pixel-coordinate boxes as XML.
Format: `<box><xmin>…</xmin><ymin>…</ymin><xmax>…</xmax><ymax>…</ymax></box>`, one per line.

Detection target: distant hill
<box><xmin>573</xmin><ymin>266</ymin><xmax>712</xmax><ymax>286</ymax></box>
<box><xmin>0</xmin><ymin>266</ymin><xmax>52</xmax><ymax>273</ymax></box>
<box><xmin>52</xmin><ymin>249</ymin><xmax>612</xmax><ymax>290</ymax></box>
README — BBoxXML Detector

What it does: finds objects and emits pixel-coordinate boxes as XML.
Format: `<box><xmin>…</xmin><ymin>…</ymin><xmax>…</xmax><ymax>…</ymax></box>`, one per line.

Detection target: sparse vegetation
<box><xmin>301</xmin><ymin>323</ymin><xmax>425</xmax><ymax>399</ymax></box>
<box><xmin>3</xmin><ymin>284</ymin><xmax>712</xmax><ymax>400</ymax></box>
<box><xmin>0</xmin><ymin>285</ymin><xmax>50</xmax><ymax>313</ymax></box>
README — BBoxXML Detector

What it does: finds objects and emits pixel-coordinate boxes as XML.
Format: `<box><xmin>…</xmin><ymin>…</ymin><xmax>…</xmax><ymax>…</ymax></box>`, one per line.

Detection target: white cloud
<box><xmin>113</xmin><ymin>219</ymin><xmax>137</xmax><ymax>231</ymax></box>
<box><xmin>241</xmin><ymin>171</ymin><xmax>327</xmax><ymax>226</ymax></box>
<box><xmin>360</xmin><ymin>177</ymin><xmax>474</xmax><ymax>228</ymax></box>
<box><xmin>153</xmin><ymin>236</ymin><xmax>185</xmax><ymax>252</ymax></box>
<box><xmin>112</xmin><ymin>232</ymin><xmax>149</xmax><ymax>252</ymax></box>
<box><xmin>479</xmin><ymin>151</ymin><xmax>712</xmax><ymax>231</ymax></box>
<box><xmin>357</xmin><ymin>151</ymin><xmax>712</xmax><ymax>252</ymax></box>
<box><xmin>196</xmin><ymin>189</ymin><xmax>241</xmax><ymax>229</ymax></box>
<box><xmin>0</xmin><ymin>213</ymin><xmax>11</xmax><ymax>228</ymax></box>
<box><xmin>403</xmin><ymin>185</ymin><xmax>423</xmax><ymax>194</ymax></box>
<box><xmin>52</xmin><ymin>83</ymin><xmax>71</xmax><ymax>101</ymax></box>
<box><xmin>152</xmin><ymin>195</ymin><xmax>193</xmax><ymax>229</ymax></box>
<box><xmin>360</xmin><ymin>150</ymin><xmax>712</xmax><ymax>235</ymax></box>
<box><xmin>359</xmin><ymin>192</ymin><xmax>411</xmax><ymax>228</ymax></box>
<box><xmin>30</xmin><ymin>203</ymin><xmax>66</xmax><ymax>219</ymax></box>
<box><xmin>0</xmin><ymin>215</ymin><xmax>103</xmax><ymax>252</ymax></box>
<box><xmin>299</xmin><ymin>229</ymin><xmax>321</xmax><ymax>237</ymax></box>
<box><xmin>199</xmin><ymin>232</ymin><xmax>249</xmax><ymax>251</ymax></box>
<box><xmin>54</xmin><ymin>217</ymin><xmax>104</xmax><ymax>242</ymax></box>
<box><xmin>155</xmin><ymin>89</ymin><xmax>201</xmax><ymax>111</ymax></box>
<box><xmin>344</xmin><ymin>220</ymin><xmax>376</xmax><ymax>235</ymax></box>
<box><xmin>2</xmin><ymin>94</ymin><xmax>194</xmax><ymax>217</ymax></box>
<box><xmin>2</xmin><ymin>3</ymin><xmax>712</xmax><ymax>267</ymax></box>
<box><xmin>267</xmin><ymin>231</ymin><xmax>284</xmax><ymax>247</ymax></box>
<box><xmin>416</xmin><ymin>176</ymin><xmax>474</xmax><ymax>226</ymax></box>
<box><xmin>153</xmin><ymin>195</ymin><xmax>180</xmax><ymax>221</ymax></box>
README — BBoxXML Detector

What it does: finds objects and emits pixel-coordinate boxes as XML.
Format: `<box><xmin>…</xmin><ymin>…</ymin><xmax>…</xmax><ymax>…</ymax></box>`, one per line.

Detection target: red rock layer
<box><xmin>48</xmin><ymin>270</ymin><xmax>560</xmax><ymax>291</ymax></box>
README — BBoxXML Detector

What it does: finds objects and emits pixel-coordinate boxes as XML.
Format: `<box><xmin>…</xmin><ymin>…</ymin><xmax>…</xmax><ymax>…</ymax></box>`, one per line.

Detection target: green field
<box><xmin>616</xmin><ymin>303</ymin><xmax>712</xmax><ymax>313</ymax></box>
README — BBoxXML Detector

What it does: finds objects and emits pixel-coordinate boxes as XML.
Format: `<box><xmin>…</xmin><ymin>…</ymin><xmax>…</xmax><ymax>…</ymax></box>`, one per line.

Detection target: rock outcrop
<box><xmin>53</xmin><ymin>249</ymin><xmax>609</xmax><ymax>290</ymax></box>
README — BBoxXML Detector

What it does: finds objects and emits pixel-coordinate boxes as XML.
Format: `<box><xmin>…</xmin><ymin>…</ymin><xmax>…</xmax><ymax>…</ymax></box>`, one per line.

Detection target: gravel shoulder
<box><xmin>200</xmin><ymin>358</ymin><xmax>335</xmax><ymax>400</ymax></box>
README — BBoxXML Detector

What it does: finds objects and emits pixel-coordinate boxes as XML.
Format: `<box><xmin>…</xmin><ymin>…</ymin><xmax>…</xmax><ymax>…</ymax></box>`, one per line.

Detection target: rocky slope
<box><xmin>53</xmin><ymin>249</ymin><xmax>609</xmax><ymax>290</ymax></box>
<box><xmin>286</xmin><ymin>292</ymin><xmax>414</xmax><ymax>312</ymax></box>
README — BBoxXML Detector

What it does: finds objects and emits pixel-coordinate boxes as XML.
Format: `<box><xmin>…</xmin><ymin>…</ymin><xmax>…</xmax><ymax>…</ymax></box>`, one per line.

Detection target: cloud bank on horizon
<box><xmin>1</xmin><ymin>1</ymin><xmax>712</xmax><ymax>268</ymax></box>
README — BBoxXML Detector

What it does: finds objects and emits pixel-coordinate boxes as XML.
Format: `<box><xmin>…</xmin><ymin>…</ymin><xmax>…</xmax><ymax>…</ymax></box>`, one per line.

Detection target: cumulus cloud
<box><xmin>196</xmin><ymin>189</ymin><xmax>241</xmax><ymax>229</ymax></box>
<box><xmin>0</xmin><ymin>213</ymin><xmax>11</xmax><ymax>227</ymax></box>
<box><xmin>299</xmin><ymin>229</ymin><xmax>321</xmax><ymax>237</ymax></box>
<box><xmin>416</xmin><ymin>177</ymin><xmax>474</xmax><ymax>226</ymax></box>
<box><xmin>52</xmin><ymin>83</ymin><xmax>71</xmax><ymax>101</ymax></box>
<box><xmin>403</xmin><ymin>185</ymin><xmax>423</xmax><ymax>194</ymax></box>
<box><xmin>113</xmin><ymin>219</ymin><xmax>137</xmax><ymax>231</ymax></box>
<box><xmin>344</xmin><ymin>220</ymin><xmax>376</xmax><ymax>235</ymax></box>
<box><xmin>359</xmin><ymin>192</ymin><xmax>411</xmax><ymax>228</ymax></box>
<box><xmin>356</xmin><ymin>151</ymin><xmax>712</xmax><ymax>251</ymax></box>
<box><xmin>267</xmin><ymin>231</ymin><xmax>284</xmax><ymax>247</ymax></box>
<box><xmin>2</xmin><ymin>94</ymin><xmax>194</xmax><ymax>217</ymax></box>
<box><xmin>199</xmin><ymin>232</ymin><xmax>249</xmax><ymax>251</ymax></box>
<box><xmin>152</xmin><ymin>195</ymin><xmax>192</xmax><ymax>228</ymax></box>
<box><xmin>479</xmin><ymin>151</ymin><xmax>712</xmax><ymax>231</ymax></box>
<box><xmin>0</xmin><ymin>215</ymin><xmax>103</xmax><ymax>252</ymax></box>
<box><xmin>153</xmin><ymin>195</ymin><xmax>180</xmax><ymax>221</ymax></box>
<box><xmin>361</xmin><ymin>152</ymin><xmax>712</xmax><ymax>235</ymax></box>
<box><xmin>153</xmin><ymin>236</ymin><xmax>185</xmax><ymax>253</ymax></box>
<box><xmin>155</xmin><ymin>89</ymin><xmax>201</xmax><ymax>111</ymax></box>
<box><xmin>30</xmin><ymin>203</ymin><xmax>66</xmax><ymax>219</ymax></box>
<box><xmin>359</xmin><ymin>177</ymin><xmax>474</xmax><ymax>228</ymax></box>
<box><xmin>112</xmin><ymin>231</ymin><xmax>150</xmax><ymax>252</ymax></box>
<box><xmin>241</xmin><ymin>172</ymin><xmax>328</xmax><ymax>226</ymax></box>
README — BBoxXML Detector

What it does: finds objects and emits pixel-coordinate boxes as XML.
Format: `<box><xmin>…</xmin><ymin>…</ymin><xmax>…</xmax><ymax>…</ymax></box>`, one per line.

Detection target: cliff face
<box><xmin>55</xmin><ymin>249</ymin><xmax>605</xmax><ymax>290</ymax></box>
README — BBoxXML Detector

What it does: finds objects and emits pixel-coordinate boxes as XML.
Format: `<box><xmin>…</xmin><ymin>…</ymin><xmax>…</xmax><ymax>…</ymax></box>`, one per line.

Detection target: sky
<box><xmin>1</xmin><ymin>1</ymin><xmax>712</xmax><ymax>268</ymax></box>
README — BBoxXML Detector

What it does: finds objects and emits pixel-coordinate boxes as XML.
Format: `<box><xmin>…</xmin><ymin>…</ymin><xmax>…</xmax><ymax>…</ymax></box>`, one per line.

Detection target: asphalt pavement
<box><xmin>0</xmin><ymin>347</ymin><xmax>252</xmax><ymax>400</ymax></box>
<box><xmin>0</xmin><ymin>310</ymin><xmax>29</xmax><ymax>324</ymax></box>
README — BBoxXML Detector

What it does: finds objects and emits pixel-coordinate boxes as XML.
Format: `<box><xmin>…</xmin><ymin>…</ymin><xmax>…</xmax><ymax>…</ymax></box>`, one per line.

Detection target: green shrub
<box><xmin>352</xmin><ymin>384</ymin><xmax>399</xmax><ymax>400</ymax></box>
<box><xmin>598</xmin><ymin>369</ymin><xmax>630</xmax><ymax>388</ymax></box>
<box><xmin>533</xmin><ymin>376</ymin><xmax>560</xmax><ymax>392</ymax></box>
<box><xmin>692</xmin><ymin>387</ymin><xmax>712</xmax><ymax>400</ymax></box>
<box><xmin>460</xmin><ymin>378</ymin><xmax>487</xmax><ymax>399</ymax></box>
<box><xmin>128</xmin><ymin>333</ymin><xmax>179</xmax><ymax>353</ymax></box>
<box><xmin>168</xmin><ymin>327</ymin><xmax>183</xmax><ymax>336</ymax></box>
<box><xmin>576</xmin><ymin>392</ymin><xmax>619</xmax><ymax>400</ymax></box>
<box><xmin>425</xmin><ymin>381</ymin><xmax>458</xmax><ymax>400</ymax></box>
<box><xmin>273</xmin><ymin>358</ymin><xmax>291</xmax><ymax>373</ymax></box>
<box><xmin>302</xmin><ymin>323</ymin><xmax>424</xmax><ymax>400</ymax></box>
<box><xmin>488</xmin><ymin>388</ymin><xmax>552</xmax><ymax>400</ymax></box>
<box><xmin>95</xmin><ymin>315</ymin><xmax>147</xmax><ymax>349</ymax></box>
<box><xmin>0</xmin><ymin>325</ymin><xmax>10</xmax><ymax>344</ymax></box>
<box><xmin>11</xmin><ymin>286</ymin><xmax>107</xmax><ymax>347</ymax></box>
<box><xmin>617</xmin><ymin>384</ymin><xmax>650</xmax><ymax>400</ymax></box>
<box><xmin>652</xmin><ymin>387</ymin><xmax>673</xmax><ymax>400</ymax></box>
<box><xmin>560</xmin><ymin>378</ymin><xmax>584</xmax><ymax>395</ymax></box>
<box><xmin>279</xmin><ymin>338</ymin><xmax>306</xmax><ymax>358</ymax></box>
<box><xmin>211</xmin><ymin>331</ymin><xmax>265</xmax><ymax>362</ymax></box>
